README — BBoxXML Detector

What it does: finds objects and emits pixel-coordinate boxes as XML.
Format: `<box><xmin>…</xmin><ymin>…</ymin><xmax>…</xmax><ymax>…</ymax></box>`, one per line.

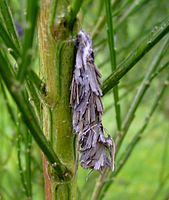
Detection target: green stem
<box><xmin>91</xmin><ymin>0</ymin><xmax>122</xmax><ymax>39</ymax></box>
<box><xmin>102</xmin><ymin>17</ymin><xmax>169</xmax><ymax>95</ymax></box>
<box><xmin>16</xmin><ymin>116</ymin><xmax>29</xmax><ymax>198</ymax></box>
<box><xmin>150</xmin><ymin>131</ymin><xmax>169</xmax><ymax>200</ymax></box>
<box><xmin>151</xmin><ymin>173</ymin><xmax>169</xmax><ymax>200</ymax></box>
<box><xmin>67</xmin><ymin>0</ymin><xmax>83</xmax><ymax>28</ymax></box>
<box><xmin>105</xmin><ymin>0</ymin><xmax>121</xmax><ymax>130</ymax></box>
<box><xmin>92</xmin><ymin>0</ymin><xmax>148</xmax><ymax>40</ymax></box>
<box><xmin>91</xmin><ymin>37</ymin><xmax>169</xmax><ymax>200</ymax></box>
<box><xmin>26</xmin><ymin>79</ymin><xmax>41</xmax><ymax>120</ymax></box>
<box><xmin>0</xmin><ymin>20</ymin><xmax>20</xmax><ymax>59</ymax></box>
<box><xmin>17</xmin><ymin>0</ymin><xmax>39</xmax><ymax>82</ymax></box>
<box><xmin>38</xmin><ymin>1</ymin><xmax>78</xmax><ymax>199</ymax></box>
<box><xmin>115</xmin><ymin>0</ymin><xmax>148</xmax><ymax>30</ymax></box>
<box><xmin>0</xmin><ymin>50</ymin><xmax>69</xmax><ymax>179</ymax></box>
<box><xmin>0</xmin><ymin>0</ymin><xmax>20</xmax><ymax>49</ymax></box>
<box><xmin>104</xmin><ymin>59</ymin><xmax>169</xmax><ymax>113</ymax></box>
<box><xmin>116</xmin><ymin>37</ymin><xmax>169</xmax><ymax>152</ymax></box>
<box><xmin>99</xmin><ymin>75</ymin><xmax>169</xmax><ymax>200</ymax></box>
<box><xmin>25</xmin><ymin>130</ymin><xmax>32</xmax><ymax>198</ymax></box>
<box><xmin>0</xmin><ymin>81</ymin><xmax>16</xmax><ymax>124</ymax></box>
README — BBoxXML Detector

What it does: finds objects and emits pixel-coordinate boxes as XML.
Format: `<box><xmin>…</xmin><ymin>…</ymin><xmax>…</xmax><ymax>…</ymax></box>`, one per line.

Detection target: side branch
<box><xmin>102</xmin><ymin>17</ymin><xmax>169</xmax><ymax>95</ymax></box>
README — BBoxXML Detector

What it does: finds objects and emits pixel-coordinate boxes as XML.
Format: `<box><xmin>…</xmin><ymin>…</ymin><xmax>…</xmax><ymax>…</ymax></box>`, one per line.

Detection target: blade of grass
<box><xmin>102</xmin><ymin>17</ymin><xmax>169</xmax><ymax>95</ymax></box>
<box><xmin>17</xmin><ymin>0</ymin><xmax>39</xmax><ymax>82</ymax></box>
<box><xmin>105</xmin><ymin>0</ymin><xmax>121</xmax><ymax>130</ymax></box>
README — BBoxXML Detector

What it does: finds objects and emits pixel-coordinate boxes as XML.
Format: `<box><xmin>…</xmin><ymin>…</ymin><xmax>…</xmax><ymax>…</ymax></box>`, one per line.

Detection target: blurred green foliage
<box><xmin>0</xmin><ymin>0</ymin><xmax>169</xmax><ymax>200</ymax></box>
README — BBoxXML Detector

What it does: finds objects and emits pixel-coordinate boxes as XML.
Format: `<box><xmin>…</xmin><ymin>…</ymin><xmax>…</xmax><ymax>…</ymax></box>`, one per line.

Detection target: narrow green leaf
<box><xmin>0</xmin><ymin>0</ymin><xmax>20</xmax><ymax>49</ymax></box>
<box><xmin>104</xmin><ymin>60</ymin><xmax>169</xmax><ymax>113</ymax></box>
<box><xmin>0</xmin><ymin>20</ymin><xmax>20</xmax><ymax>59</ymax></box>
<box><xmin>25</xmin><ymin>130</ymin><xmax>32</xmax><ymax>198</ymax></box>
<box><xmin>26</xmin><ymin>79</ymin><xmax>41</xmax><ymax>119</ymax></box>
<box><xmin>105</xmin><ymin>0</ymin><xmax>121</xmax><ymax>130</ymax></box>
<box><xmin>27</xmin><ymin>70</ymin><xmax>43</xmax><ymax>90</ymax></box>
<box><xmin>102</xmin><ymin>17</ymin><xmax>169</xmax><ymax>95</ymax></box>
<box><xmin>17</xmin><ymin>120</ymin><xmax>29</xmax><ymax>198</ymax></box>
<box><xmin>92</xmin><ymin>0</ymin><xmax>148</xmax><ymax>40</ymax></box>
<box><xmin>0</xmin><ymin>81</ymin><xmax>16</xmax><ymax>124</ymax></box>
<box><xmin>17</xmin><ymin>0</ymin><xmax>39</xmax><ymax>82</ymax></box>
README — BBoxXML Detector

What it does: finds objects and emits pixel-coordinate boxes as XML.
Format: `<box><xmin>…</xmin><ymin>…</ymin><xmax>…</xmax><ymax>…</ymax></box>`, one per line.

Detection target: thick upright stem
<box><xmin>38</xmin><ymin>1</ymin><xmax>77</xmax><ymax>199</ymax></box>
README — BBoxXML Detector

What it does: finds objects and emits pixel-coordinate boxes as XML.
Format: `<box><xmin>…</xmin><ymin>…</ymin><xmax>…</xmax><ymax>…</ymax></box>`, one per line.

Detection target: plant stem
<box><xmin>17</xmin><ymin>117</ymin><xmax>29</xmax><ymax>198</ymax></box>
<box><xmin>25</xmin><ymin>130</ymin><xmax>32</xmax><ymax>198</ymax></box>
<box><xmin>116</xmin><ymin>37</ymin><xmax>169</xmax><ymax>151</ymax></box>
<box><xmin>17</xmin><ymin>0</ymin><xmax>39</xmax><ymax>82</ymax></box>
<box><xmin>0</xmin><ymin>20</ymin><xmax>20</xmax><ymax>59</ymax></box>
<box><xmin>0</xmin><ymin>50</ymin><xmax>69</xmax><ymax>179</ymax></box>
<box><xmin>67</xmin><ymin>0</ymin><xmax>83</xmax><ymax>28</ymax></box>
<box><xmin>92</xmin><ymin>0</ymin><xmax>148</xmax><ymax>40</ymax></box>
<box><xmin>102</xmin><ymin>17</ymin><xmax>169</xmax><ymax>95</ymax></box>
<box><xmin>105</xmin><ymin>0</ymin><xmax>121</xmax><ymax>130</ymax></box>
<box><xmin>91</xmin><ymin>0</ymin><xmax>122</xmax><ymax>39</ymax></box>
<box><xmin>0</xmin><ymin>81</ymin><xmax>16</xmax><ymax>124</ymax></box>
<box><xmin>38</xmin><ymin>1</ymin><xmax>78</xmax><ymax>199</ymax></box>
<box><xmin>151</xmin><ymin>131</ymin><xmax>169</xmax><ymax>200</ymax></box>
<box><xmin>99</xmin><ymin>75</ymin><xmax>169</xmax><ymax>200</ymax></box>
<box><xmin>91</xmin><ymin>168</ymin><xmax>109</xmax><ymax>200</ymax></box>
<box><xmin>0</xmin><ymin>0</ymin><xmax>20</xmax><ymax>49</ymax></box>
<box><xmin>104</xmin><ymin>59</ymin><xmax>169</xmax><ymax>113</ymax></box>
<box><xmin>91</xmin><ymin>37</ymin><xmax>169</xmax><ymax>200</ymax></box>
<box><xmin>115</xmin><ymin>0</ymin><xmax>148</xmax><ymax>30</ymax></box>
